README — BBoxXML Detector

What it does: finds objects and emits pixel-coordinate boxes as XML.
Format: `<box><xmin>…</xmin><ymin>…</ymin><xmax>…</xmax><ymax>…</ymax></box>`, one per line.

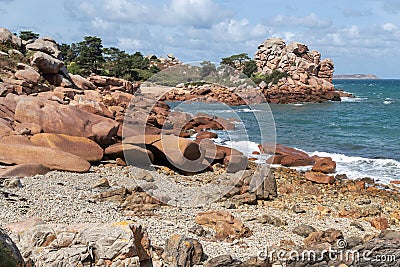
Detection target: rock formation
<box><xmin>0</xmin><ymin>228</ymin><xmax>25</xmax><ymax>267</ymax></box>
<box><xmin>6</xmin><ymin>219</ymin><xmax>152</xmax><ymax>266</ymax></box>
<box><xmin>0</xmin><ymin>27</ymin><xmax>253</xmax><ymax>180</ymax></box>
<box><xmin>254</xmin><ymin>38</ymin><xmax>341</xmax><ymax>103</ymax></box>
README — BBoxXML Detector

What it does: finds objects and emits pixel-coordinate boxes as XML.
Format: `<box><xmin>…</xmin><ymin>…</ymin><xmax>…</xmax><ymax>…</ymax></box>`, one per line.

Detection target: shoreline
<box><xmin>1</xmin><ymin>163</ymin><xmax>399</xmax><ymax>265</ymax></box>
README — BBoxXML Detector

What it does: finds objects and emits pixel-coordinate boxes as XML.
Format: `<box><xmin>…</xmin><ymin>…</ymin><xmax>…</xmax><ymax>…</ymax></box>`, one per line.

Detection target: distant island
<box><xmin>333</xmin><ymin>74</ymin><xmax>380</xmax><ymax>79</ymax></box>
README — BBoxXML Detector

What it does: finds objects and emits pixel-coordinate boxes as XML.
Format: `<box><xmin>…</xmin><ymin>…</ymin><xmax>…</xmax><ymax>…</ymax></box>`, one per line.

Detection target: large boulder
<box><xmin>70</xmin><ymin>96</ymin><xmax>114</xmax><ymax>118</ymax></box>
<box><xmin>0</xmin><ymin>143</ymin><xmax>91</xmax><ymax>172</ymax></box>
<box><xmin>0</xmin><ymin>228</ymin><xmax>25</xmax><ymax>267</ymax></box>
<box><xmin>30</xmin><ymin>133</ymin><xmax>104</xmax><ymax>162</ymax></box>
<box><xmin>124</xmin><ymin>135</ymin><xmax>205</xmax><ymax>172</ymax></box>
<box><xmin>25</xmin><ymin>37</ymin><xmax>61</xmax><ymax>58</ymax></box>
<box><xmin>0</xmin><ymin>118</ymin><xmax>14</xmax><ymax>137</ymax></box>
<box><xmin>0</xmin><ymin>95</ymin><xmax>17</xmax><ymax>120</ymax></box>
<box><xmin>259</xmin><ymin>143</ymin><xmax>308</xmax><ymax>157</ymax></box>
<box><xmin>223</xmin><ymin>153</ymin><xmax>248</xmax><ymax>173</ymax></box>
<box><xmin>0</xmin><ymin>28</ymin><xmax>22</xmax><ymax>48</ymax></box>
<box><xmin>0</xmin><ymin>163</ymin><xmax>50</xmax><ymax>178</ymax></box>
<box><xmin>304</xmin><ymin>171</ymin><xmax>335</xmax><ymax>184</ymax></box>
<box><xmin>6</xmin><ymin>220</ymin><xmax>152</xmax><ymax>267</ymax></box>
<box><xmin>14</xmin><ymin>68</ymin><xmax>41</xmax><ymax>85</ymax></box>
<box><xmin>70</xmin><ymin>74</ymin><xmax>96</xmax><ymax>90</ymax></box>
<box><xmin>312</xmin><ymin>157</ymin><xmax>336</xmax><ymax>173</ymax></box>
<box><xmin>15</xmin><ymin>97</ymin><xmax>119</xmax><ymax>146</ymax></box>
<box><xmin>280</xmin><ymin>154</ymin><xmax>314</xmax><ymax>167</ymax></box>
<box><xmin>31</xmin><ymin>51</ymin><xmax>64</xmax><ymax>74</ymax></box>
<box><xmin>162</xmin><ymin>234</ymin><xmax>204</xmax><ymax>267</ymax></box>
<box><xmin>105</xmin><ymin>143</ymin><xmax>154</xmax><ymax>166</ymax></box>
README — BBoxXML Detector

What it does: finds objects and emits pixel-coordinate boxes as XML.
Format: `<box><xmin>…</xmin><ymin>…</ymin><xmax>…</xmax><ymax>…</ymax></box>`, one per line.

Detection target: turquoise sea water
<box><xmin>168</xmin><ymin>79</ymin><xmax>400</xmax><ymax>182</ymax></box>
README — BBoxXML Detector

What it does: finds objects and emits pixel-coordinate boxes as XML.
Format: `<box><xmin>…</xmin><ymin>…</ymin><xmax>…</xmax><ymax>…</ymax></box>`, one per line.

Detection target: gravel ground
<box><xmin>0</xmin><ymin>164</ymin><xmax>393</xmax><ymax>262</ymax></box>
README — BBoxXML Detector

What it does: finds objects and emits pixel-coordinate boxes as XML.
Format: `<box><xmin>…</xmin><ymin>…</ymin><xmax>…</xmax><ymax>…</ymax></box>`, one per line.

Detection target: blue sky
<box><xmin>1</xmin><ymin>0</ymin><xmax>400</xmax><ymax>78</ymax></box>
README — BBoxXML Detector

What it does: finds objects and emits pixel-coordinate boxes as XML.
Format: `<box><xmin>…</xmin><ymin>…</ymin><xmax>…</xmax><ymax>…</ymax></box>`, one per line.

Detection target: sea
<box><xmin>167</xmin><ymin>79</ymin><xmax>400</xmax><ymax>183</ymax></box>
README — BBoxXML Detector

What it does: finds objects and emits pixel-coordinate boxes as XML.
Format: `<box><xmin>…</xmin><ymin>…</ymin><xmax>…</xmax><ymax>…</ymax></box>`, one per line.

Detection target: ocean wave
<box><xmin>236</xmin><ymin>108</ymin><xmax>263</xmax><ymax>112</ymax></box>
<box><xmin>383</xmin><ymin>100</ymin><xmax>392</xmax><ymax>105</ymax></box>
<box><xmin>214</xmin><ymin>139</ymin><xmax>400</xmax><ymax>184</ymax></box>
<box><xmin>309</xmin><ymin>151</ymin><xmax>400</xmax><ymax>183</ymax></box>
<box><xmin>224</xmin><ymin>140</ymin><xmax>260</xmax><ymax>155</ymax></box>
<box><xmin>341</xmin><ymin>97</ymin><xmax>367</xmax><ymax>102</ymax></box>
<box><xmin>290</xmin><ymin>103</ymin><xmax>304</xmax><ymax>106</ymax></box>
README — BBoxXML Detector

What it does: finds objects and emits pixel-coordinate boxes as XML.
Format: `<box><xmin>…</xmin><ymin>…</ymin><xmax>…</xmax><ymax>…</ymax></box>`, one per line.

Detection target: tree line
<box><xmin>17</xmin><ymin>30</ymin><xmax>288</xmax><ymax>84</ymax></box>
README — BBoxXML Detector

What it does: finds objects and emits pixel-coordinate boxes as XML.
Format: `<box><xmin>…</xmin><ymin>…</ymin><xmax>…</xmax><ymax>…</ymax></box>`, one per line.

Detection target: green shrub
<box><xmin>251</xmin><ymin>70</ymin><xmax>289</xmax><ymax>85</ymax></box>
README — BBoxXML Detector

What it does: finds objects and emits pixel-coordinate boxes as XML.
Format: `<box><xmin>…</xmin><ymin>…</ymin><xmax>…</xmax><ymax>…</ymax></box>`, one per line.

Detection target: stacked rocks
<box><xmin>254</xmin><ymin>38</ymin><xmax>340</xmax><ymax>103</ymax></box>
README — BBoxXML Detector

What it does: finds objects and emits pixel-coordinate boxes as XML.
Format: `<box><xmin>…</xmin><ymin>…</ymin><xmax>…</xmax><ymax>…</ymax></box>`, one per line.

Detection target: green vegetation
<box><xmin>19</xmin><ymin>30</ymin><xmax>39</xmax><ymax>41</ymax></box>
<box><xmin>59</xmin><ymin>37</ymin><xmax>159</xmax><ymax>81</ymax></box>
<box><xmin>221</xmin><ymin>53</ymin><xmax>250</xmax><ymax>69</ymax></box>
<box><xmin>250</xmin><ymin>70</ymin><xmax>289</xmax><ymax>85</ymax></box>
<box><xmin>2</xmin><ymin>29</ymin><xmax>288</xmax><ymax>88</ymax></box>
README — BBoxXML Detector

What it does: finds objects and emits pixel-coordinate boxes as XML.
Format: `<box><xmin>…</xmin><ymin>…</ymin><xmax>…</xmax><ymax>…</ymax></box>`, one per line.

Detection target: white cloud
<box><xmin>90</xmin><ymin>17</ymin><xmax>114</xmax><ymax>31</ymax></box>
<box><xmin>102</xmin><ymin>0</ymin><xmax>149</xmax><ymax>22</ymax></box>
<box><xmin>117</xmin><ymin>37</ymin><xmax>145</xmax><ymax>51</ymax></box>
<box><xmin>162</xmin><ymin>0</ymin><xmax>232</xmax><ymax>28</ymax></box>
<box><xmin>59</xmin><ymin>0</ymin><xmax>400</xmax><ymax>76</ymax></box>
<box><xmin>211</xmin><ymin>19</ymin><xmax>269</xmax><ymax>42</ymax></box>
<box><xmin>270</xmin><ymin>13</ymin><xmax>332</xmax><ymax>29</ymax></box>
<box><xmin>383</xmin><ymin>23</ymin><xmax>397</xmax><ymax>31</ymax></box>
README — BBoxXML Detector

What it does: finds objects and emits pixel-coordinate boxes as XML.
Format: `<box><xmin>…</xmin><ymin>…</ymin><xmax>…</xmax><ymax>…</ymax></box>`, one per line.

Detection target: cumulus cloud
<box><xmin>59</xmin><ymin>0</ymin><xmax>400</xmax><ymax>74</ymax></box>
<box><xmin>61</xmin><ymin>0</ymin><xmax>268</xmax><ymax>60</ymax></box>
<box><xmin>65</xmin><ymin>0</ymin><xmax>232</xmax><ymax>28</ymax></box>
<box><xmin>162</xmin><ymin>0</ymin><xmax>233</xmax><ymax>28</ymax></box>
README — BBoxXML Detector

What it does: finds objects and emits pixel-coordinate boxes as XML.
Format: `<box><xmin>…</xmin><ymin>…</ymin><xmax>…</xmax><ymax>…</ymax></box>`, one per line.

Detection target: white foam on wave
<box><xmin>224</xmin><ymin>140</ymin><xmax>260</xmax><ymax>155</ymax></box>
<box><xmin>290</xmin><ymin>103</ymin><xmax>304</xmax><ymax>106</ymax></box>
<box><xmin>236</xmin><ymin>108</ymin><xmax>263</xmax><ymax>112</ymax></box>
<box><xmin>383</xmin><ymin>100</ymin><xmax>392</xmax><ymax>105</ymax></box>
<box><xmin>309</xmin><ymin>151</ymin><xmax>400</xmax><ymax>183</ymax></box>
<box><xmin>341</xmin><ymin>97</ymin><xmax>367</xmax><ymax>102</ymax></box>
<box><xmin>216</xmin><ymin>140</ymin><xmax>400</xmax><ymax>184</ymax></box>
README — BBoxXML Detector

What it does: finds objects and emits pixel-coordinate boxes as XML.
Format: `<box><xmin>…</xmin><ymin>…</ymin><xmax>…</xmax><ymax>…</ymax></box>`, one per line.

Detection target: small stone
<box><xmin>350</xmin><ymin>221</ymin><xmax>365</xmax><ymax>231</ymax></box>
<box><xmin>93</xmin><ymin>178</ymin><xmax>110</xmax><ymax>188</ymax></box>
<box><xmin>292</xmin><ymin>224</ymin><xmax>316</xmax><ymax>238</ymax></box>
<box><xmin>257</xmin><ymin>214</ymin><xmax>287</xmax><ymax>227</ymax></box>
<box><xmin>4</xmin><ymin>178</ymin><xmax>23</xmax><ymax>188</ymax></box>
<box><xmin>223</xmin><ymin>202</ymin><xmax>237</xmax><ymax>209</ymax></box>
<box><xmin>357</xmin><ymin>199</ymin><xmax>371</xmax><ymax>205</ymax></box>
<box><xmin>137</xmin><ymin>170</ymin><xmax>155</xmax><ymax>182</ymax></box>
<box><xmin>116</xmin><ymin>158</ymin><xmax>126</xmax><ymax>166</ymax></box>
<box><xmin>370</xmin><ymin>217</ymin><xmax>389</xmax><ymax>230</ymax></box>
<box><xmin>189</xmin><ymin>225</ymin><xmax>206</xmax><ymax>237</ymax></box>
<box><xmin>292</xmin><ymin>204</ymin><xmax>306</xmax><ymax>214</ymax></box>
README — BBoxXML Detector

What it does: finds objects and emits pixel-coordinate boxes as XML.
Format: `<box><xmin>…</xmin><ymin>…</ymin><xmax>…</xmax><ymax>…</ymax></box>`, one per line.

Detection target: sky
<box><xmin>1</xmin><ymin>0</ymin><xmax>400</xmax><ymax>78</ymax></box>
